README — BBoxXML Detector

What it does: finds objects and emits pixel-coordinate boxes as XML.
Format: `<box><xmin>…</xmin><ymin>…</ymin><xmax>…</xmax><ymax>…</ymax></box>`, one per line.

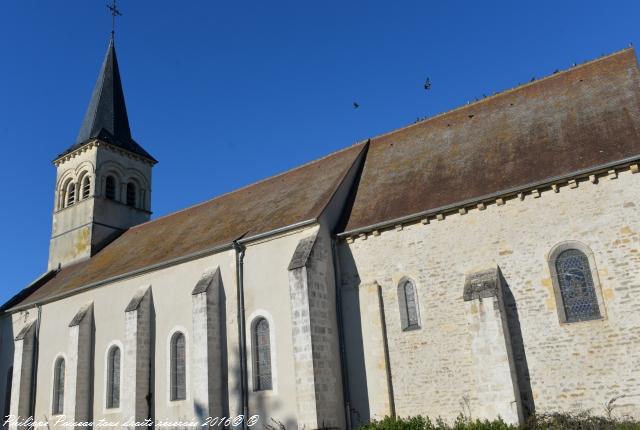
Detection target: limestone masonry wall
<box><xmin>340</xmin><ymin>167</ymin><xmax>640</xmax><ymax>423</ymax></box>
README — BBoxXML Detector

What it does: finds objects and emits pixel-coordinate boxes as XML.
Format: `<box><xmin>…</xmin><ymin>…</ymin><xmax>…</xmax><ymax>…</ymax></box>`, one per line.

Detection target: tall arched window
<box><xmin>253</xmin><ymin>317</ymin><xmax>272</xmax><ymax>391</ymax></box>
<box><xmin>105</xmin><ymin>175</ymin><xmax>116</xmax><ymax>200</ymax></box>
<box><xmin>170</xmin><ymin>332</ymin><xmax>186</xmax><ymax>401</ymax></box>
<box><xmin>81</xmin><ymin>176</ymin><xmax>91</xmax><ymax>199</ymax></box>
<box><xmin>66</xmin><ymin>182</ymin><xmax>76</xmax><ymax>207</ymax></box>
<box><xmin>52</xmin><ymin>357</ymin><xmax>65</xmax><ymax>415</ymax></box>
<box><xmin>554</xmin><ymin>248</ymin><xmax>601</xmax><ymax>322</ymax></box>
<box><xmin>398</xmin><ymin>279</ymin><xmax>420</xmax><ymax>331</ymax></box>
<box><xmin>106</xmin><ymin>346</ymin><xmax>121</xmax><ymax>409</ymax></box>
<box><xmin>126</xmin><ymin>182</ymin><xmax>136</xmax><ymax>207</ymax></box>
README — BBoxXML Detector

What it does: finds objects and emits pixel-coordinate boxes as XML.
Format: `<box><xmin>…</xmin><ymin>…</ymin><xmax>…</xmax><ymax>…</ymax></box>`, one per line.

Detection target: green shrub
<box><xmin>525</xmin><ymin>412</ymin><xmax>640</xmax><ymax>430</ymax></box>
<box><xmin>356</xmin><ymin>413</ymin><xmax>640</xmax><ymax>430</ymax></box>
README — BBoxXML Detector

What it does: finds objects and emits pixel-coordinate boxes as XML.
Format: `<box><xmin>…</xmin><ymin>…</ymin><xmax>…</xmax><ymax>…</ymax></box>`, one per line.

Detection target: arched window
<box><xmin>554</xmin><ymin>248</ymin><xmax>601</xmax><ymax>322</ymax></box>
<box><xmin>52</xmin><ymin>357</ymin><xmax>65</xmax><ymax>415</ymax></box>
<box><xmin>398</xmin><ymin>279</ymin><xmax>420</xmax><ymax>331</ymax></box>
<box><xmin>253</xmin><ymin>317</ymin><xmax>272</xmax><ymax>391</ymax></box>
<box><xmin>81</xmin><ymin>176</ymin><xmax>91</xmax><ymax>199</ymax></box>
<box><xmin>126</xmin><ymin>182</ymin><xmax>136</xmax><ymax>207</ymax></box>
<box><xmin>106</xmin><ymin>346</ymin><xmax>121</xmax><ymax>409</ymax></box>
<box><xmin>105</xmin><ymin>175</ymin><xmax>116</xmax><ymax>200</ymax></box>
<box><xmin>66</xmin><ymin>182</ymin><xmax>76</xmax><ymax>207</ymax></box>
<box><xmin>170</xmin><ymin>332</ymin><xmax>186</xmax><ymax>401</ymax></box>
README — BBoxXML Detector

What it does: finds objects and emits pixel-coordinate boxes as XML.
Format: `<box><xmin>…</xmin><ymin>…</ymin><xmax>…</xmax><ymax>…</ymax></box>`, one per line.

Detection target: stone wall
<box><xmin>288</xmin><ymin>229</ymin><xmax>345</xmax><ymax>429</ymax></box>
<box><xmin>340</xmin><ymin>167</ymin><xmax>640</xmax><ymax>422</ymax></box>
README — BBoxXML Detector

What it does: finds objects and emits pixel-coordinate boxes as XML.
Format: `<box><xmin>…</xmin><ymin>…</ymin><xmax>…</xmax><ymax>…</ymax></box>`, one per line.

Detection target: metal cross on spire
<box><xmin>107</xmin><ymin>0</ymin><xmax>122</xmax><ymax>39</ymax></box>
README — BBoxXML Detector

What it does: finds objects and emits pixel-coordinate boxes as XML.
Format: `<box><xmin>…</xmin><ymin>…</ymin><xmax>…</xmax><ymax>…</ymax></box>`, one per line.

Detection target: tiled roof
<box><xmin>10</xmin><ymin>143</ymin><xmax>365</xmax><ymax>309</ymax></box>
<box><xmin>8</xmin><ymin>48</ymin><xmax>640</xmax><ymax>310</ymax></box>
<box><xmin>343</xmin><ymin>48</ymin><xmax>640</xmax><ymax>233</ymax></box>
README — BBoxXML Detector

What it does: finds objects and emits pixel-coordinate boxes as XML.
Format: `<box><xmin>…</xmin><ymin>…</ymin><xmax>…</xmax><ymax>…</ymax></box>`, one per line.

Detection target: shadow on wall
<box><xmin>190</xmin><ymin>274</ymin><xmax>293</xmax><ymax>429</ymax></box>
<box><xmin>499</xmin><ymin>270</ymin><xmax>535</xmax><ymax>419</ymax></box>
<box><xmin>89</xmin><ymin>311</ymin><xmax>96</xmax><ymax>424</ymax></box>
<box><xmin>192</xmin><ymin>281</ymin><xmax>229</xmax><ymax>425</ymax></box>
<box><xmin>149</xmin><ymin>296</ymin><xmax>156</xmax><ymax>423</ymax></box>
<box><xmin>337</xmin><ymin>245</ymin><xmax>537</xmax><ymax>425</ymax></box>
<box><xmin>337</xmin><ymin>245</ymin><xmax>370</xmax><ymax>428</ymax></box>
<box><xmin>0</xmin><ymin>317</ymin><xmax>15</xmax><ymax>426</ymax></box>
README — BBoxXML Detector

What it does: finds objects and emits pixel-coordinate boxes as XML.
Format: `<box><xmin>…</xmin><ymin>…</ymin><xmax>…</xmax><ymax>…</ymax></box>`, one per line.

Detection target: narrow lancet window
<box><xmin>52</xmin><ymin>357</ymin><xmax>65</xmax><ymax>415</ymax></box>
<box><xmin>398</xmin><ymin>279</ymin><xmax>420</xmax><ymax>331</ymax></box>
<box><xmin>106</xmin><ymin>346</ymin><xmax>120</xmax><ymax>409</ymax></box>
<box><xmin>253</xmin><ymin>318</ymin><xmax>272</xmax><ymax>391</ymax></box>
<box><xmin>170</xmin><ymin>332</ymin><xmax>186</xmax><ymax>401</ymax></box>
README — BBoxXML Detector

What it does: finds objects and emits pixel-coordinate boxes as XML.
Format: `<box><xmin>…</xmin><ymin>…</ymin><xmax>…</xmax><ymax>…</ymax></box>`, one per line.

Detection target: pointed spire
<box><xmin>57</xmin><ymin>39</ymin><xmax>156</xmax><ymax>163</ymax></box>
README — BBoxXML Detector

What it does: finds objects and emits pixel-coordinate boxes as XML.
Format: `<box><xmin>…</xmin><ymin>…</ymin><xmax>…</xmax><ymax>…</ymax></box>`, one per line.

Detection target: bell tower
<box><xmin>48</xmin><ymin>38</ymin><xmax>157</xmax><ymax>270</ymax></box>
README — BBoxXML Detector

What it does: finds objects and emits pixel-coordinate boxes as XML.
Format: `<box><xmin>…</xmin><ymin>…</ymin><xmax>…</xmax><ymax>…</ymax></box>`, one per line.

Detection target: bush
<box><xmin>357</xmin><ymin>413</ymin><xmax>640</xmax><ymax>430</ymax></box>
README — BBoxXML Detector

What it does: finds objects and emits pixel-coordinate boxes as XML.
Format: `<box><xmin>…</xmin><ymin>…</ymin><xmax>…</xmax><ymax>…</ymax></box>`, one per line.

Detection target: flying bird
<box><xmin>353</xmin><ymin>102</ymin><xmax>360</xmax><ymax>109</ymax></box>
<box><xmin>424</xmin><ymin>78</ymin><xmax>431</xmax><ymax>91</ymax></box>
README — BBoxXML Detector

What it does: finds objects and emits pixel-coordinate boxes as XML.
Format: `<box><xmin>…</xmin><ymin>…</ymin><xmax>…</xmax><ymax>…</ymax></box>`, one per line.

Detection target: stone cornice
<box><xmin>53</xmin><ymin>139</ymin><xmax>155</xmax><ymax>167</ymax></box>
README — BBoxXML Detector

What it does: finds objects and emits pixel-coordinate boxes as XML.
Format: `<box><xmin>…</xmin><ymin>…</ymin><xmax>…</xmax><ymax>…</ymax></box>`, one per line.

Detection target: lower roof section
<box><xmin>9</xmin><ymin>142</ymin><xmax>365</xmax><ymax>310</ymax></box>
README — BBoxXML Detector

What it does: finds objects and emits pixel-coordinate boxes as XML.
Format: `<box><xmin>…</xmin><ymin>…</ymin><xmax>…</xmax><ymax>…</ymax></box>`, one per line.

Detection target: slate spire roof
<box><xmin>56</xmin><ymin>38</ymin><xmax>156</xmax><ymax>162</ymax></box>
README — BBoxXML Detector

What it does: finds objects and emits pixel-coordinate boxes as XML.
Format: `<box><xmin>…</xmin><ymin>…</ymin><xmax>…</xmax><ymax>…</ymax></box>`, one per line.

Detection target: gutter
<box><xmin>30</xmin><ymin>305</ymin><xmax>42</xmax><ymax>420</ymax></box>
<box><xmin>338</xmin><ymin>155</ymin><xmax>640</xmax><ymax>238</ymax></box>
<box><xmin>7</xmin><ymin>219</ymin><xmax>318</xmax><ymax>313</ymax></box>
<box><xmin>233</xmin><ymin>240</ymin><xmax>249</xmax><ymax>430</ymax></box>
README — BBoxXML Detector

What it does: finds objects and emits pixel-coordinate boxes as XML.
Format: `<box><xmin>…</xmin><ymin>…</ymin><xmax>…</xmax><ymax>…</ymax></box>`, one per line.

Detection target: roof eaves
<box><xmin>6</xmin><ymin>218</ymin><xmax>319</xmax><ymax>313</ymax></box>
<box><xmin>338</xmin><ymin>154</ymin><xmax>640</xmax><ymax>238</ymax></box>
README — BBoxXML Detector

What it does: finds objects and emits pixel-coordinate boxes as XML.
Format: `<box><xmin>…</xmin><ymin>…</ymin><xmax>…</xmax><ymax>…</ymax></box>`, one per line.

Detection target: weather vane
<box><xmin>107</xmin><ymin>0</ymin><xmax>122</xmax><ymax>39</ymax></box>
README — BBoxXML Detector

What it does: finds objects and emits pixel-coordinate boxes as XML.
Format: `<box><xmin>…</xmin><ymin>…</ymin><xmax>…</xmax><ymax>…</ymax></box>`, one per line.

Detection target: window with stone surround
<box><xmin>106</xmin><ymin>346</ymin><xmax>121</xmax><ymax>409</ymax></box>
<box><xmin>105</xmin><ymin>175</ymin><xmax>117</xmax><ymax>200</ymax></box>
<box><xmin>66</xmin><ymin>181</ymin><xmax>76</xmax><ymax>207</ymax></box>
<box><xmin>549</xmin><ymin>241</ymin><xmax>605</xmax><ymax>323</ymax></box>
<box><xmin>81</xmin><ymin>175</ymin><xmax>91</xmax><ymax>199</ymax></box>
<box><xmin>252</xmin><ymin>317</ymin><xmax>272</xmax><ymax>391</ymax></box>
<box><xmin>170</xmin><ymin>332</ymin><xmax>186</xmax><ymax>401</ymax></box>
<box><xmin>52</xmin><ymin>357</ymin><xmax>65</xmax><ymax>415</ymax></box>
<box><xmin>126</xmin><ymin>182</ymin><xmax>136</xmax><ymax>207</ymax></box>
<box><xmin>398</xmin><ymin>278</ymin><xmax>421</xmax><ymax>331</ymax></box>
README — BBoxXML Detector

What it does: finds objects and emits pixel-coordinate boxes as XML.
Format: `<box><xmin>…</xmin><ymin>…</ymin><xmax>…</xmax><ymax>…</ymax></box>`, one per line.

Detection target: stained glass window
<box><xmin>254</xmin><ymin>318</ymin><xmax>272</xmax><ymax>391</ymax></box>
<box><xmin>555</xmin><ymin>249</ymin><xmax>601</xmax><ymax>322</ymax></box>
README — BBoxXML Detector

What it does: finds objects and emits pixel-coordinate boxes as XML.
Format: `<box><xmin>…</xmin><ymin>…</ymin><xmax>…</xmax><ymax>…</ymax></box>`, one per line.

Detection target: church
<box><xmin>1</xmin><ymin>37</ymin><xmax>639</xmax><ymax>429</ymax></box>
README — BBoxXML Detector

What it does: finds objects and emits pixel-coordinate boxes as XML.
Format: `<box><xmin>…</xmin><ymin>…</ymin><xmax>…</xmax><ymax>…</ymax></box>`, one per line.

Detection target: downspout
<box><xmin>331</xmin><ymin>239</ymin><xmax>352</xmax><ymax>430</ymax></box>
<box><xmin>30</xmin><ymin>305</ymin><xmax>42</xmax><ymax>420</ymax></box>
<box><xmin>233</xmin><ymin>241</ymin><xmax>248</xmax><ymax>429</ymax></box>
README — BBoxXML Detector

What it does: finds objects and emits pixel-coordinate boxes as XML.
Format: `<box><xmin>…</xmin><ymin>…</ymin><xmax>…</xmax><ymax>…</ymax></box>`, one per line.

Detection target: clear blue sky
<box><xmin>1</xmin><ymin>0</ymin><xmax>639</xmax><ymax>303</ymax></box>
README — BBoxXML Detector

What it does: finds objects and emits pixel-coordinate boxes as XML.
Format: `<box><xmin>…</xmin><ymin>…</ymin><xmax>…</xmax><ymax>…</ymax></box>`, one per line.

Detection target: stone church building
<box><xmin>1</xmin><ymin>39</ymin><xmax>639</xmax><ymax>429</ymax></box>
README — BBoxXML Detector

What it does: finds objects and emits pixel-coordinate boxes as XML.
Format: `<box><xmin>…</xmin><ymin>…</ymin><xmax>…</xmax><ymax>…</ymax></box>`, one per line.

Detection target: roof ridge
<box><xmin>368</xmin><ymin>47</ymin><xmax>636</xmax><ymax>143</ymax></box>
<box><xmin>129</xmin><ymin>140</ymin><xmax>367</xmax><ymax>230</ymax></box>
